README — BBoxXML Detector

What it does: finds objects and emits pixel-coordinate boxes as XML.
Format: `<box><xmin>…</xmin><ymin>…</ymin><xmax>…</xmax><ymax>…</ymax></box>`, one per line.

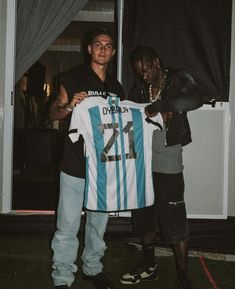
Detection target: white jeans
<box><xmin>51</xmin><ymin>172</ymin><xmax>109</xmax><ymax>287</ymax></box>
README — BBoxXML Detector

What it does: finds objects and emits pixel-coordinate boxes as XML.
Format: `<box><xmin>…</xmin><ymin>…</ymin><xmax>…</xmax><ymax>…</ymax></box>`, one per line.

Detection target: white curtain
<box><xmin>15</xmin><ymin>0</ymin><xmax>88</xmax><ymax>83</ymax></box>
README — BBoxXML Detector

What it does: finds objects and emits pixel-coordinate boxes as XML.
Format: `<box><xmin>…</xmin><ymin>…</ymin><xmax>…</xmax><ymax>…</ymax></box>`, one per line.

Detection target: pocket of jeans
<box><xmin>167</xmin><ymin>201</ymin><xmax>188</xmax><ymax>240</ymax></box>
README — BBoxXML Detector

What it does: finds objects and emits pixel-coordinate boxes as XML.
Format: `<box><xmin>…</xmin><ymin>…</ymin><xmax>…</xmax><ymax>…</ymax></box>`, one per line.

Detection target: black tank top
<box><xmin>59</xmin><ymin>64</ymin><xmax>125</xmax><ymax>178</ymax></box>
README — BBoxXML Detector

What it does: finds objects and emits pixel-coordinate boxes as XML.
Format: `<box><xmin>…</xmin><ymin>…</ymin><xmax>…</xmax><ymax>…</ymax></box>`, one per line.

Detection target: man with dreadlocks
<box><xmin>120</xmin><ymin>46</ymin><xmax>203</xmax><ymax>289</ymax></box>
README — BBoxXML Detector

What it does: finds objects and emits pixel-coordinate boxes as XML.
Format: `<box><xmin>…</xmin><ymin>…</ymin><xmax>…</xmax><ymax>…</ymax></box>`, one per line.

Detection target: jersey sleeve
<box><xmin>145</xmin><ymin>113</ymin><xmax>163</xmax><ymax>131</ymax></box>
<box><xmin>121</xmin><ymin>99</ymin><xmax>163</xmax><ymax>130</ymax></box>
<box><xmin>68</xmin><ymin>97</ymin><xmax>102</xmax><ymax>143</ymax></box>
<box><xmin>68</xmin><ymin>104</ymin><xmax>84</xmax><ymax>143</ymax></box>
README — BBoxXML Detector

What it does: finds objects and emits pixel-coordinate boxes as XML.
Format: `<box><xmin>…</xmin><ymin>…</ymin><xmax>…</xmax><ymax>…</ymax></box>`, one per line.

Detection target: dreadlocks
<box><xmin>129</xmin><ymin>46</ymin><xmax>164</xmax><ymax>71</ymax></box>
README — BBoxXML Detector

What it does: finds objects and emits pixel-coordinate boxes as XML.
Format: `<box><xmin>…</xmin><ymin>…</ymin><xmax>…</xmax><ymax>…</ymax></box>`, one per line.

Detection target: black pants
<box><xmin>132</xmin><ymin>172</ymin><xmax>189</xmax><ymax>244</ymax></box>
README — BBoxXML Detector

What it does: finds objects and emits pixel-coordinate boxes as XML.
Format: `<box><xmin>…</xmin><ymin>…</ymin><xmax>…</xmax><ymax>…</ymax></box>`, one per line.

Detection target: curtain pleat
<box><xmin>15</xmin><ymin>0</ymin><xmax>88</xmax><ymax>83</ymax></box>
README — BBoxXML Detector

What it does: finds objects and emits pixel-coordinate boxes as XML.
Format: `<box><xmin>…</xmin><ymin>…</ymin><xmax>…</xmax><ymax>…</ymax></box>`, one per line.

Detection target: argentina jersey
<box><xmin>69</xmin><ymin>96</ymin><xmax>163</xmax><ymax>212</ymax></box>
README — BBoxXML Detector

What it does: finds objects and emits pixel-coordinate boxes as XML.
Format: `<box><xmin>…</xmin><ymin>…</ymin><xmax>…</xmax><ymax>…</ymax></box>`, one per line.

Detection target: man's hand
<box><xmin>161</xmin><ymin>112</ymin><xmax>174</xmax><ymax>122</ymax></box>
<box><xmin>144</xmin><ymin>107</ymin><xmax>158</xmax><ymax>118</ymax></box>
<box><xmin>144</xmin><ymin>100</ymin><xmax>165</xmax><ymax>117</ymax></box>
<box><xmin>70</xmin><ymin>91</ymin><xmax>88</xmax><ymax>109</ymax></box>
<box><xmin>49</xmin><ymin>86</ymin><xmax>88</xmax><ymax>120</ymax></box>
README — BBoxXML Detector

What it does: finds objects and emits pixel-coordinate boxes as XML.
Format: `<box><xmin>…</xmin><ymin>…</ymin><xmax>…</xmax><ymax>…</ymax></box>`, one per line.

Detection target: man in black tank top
<box><xmin>50</xmin><ymin>28</ymin><xmax>125</xmax><ymax>289</ymax></box>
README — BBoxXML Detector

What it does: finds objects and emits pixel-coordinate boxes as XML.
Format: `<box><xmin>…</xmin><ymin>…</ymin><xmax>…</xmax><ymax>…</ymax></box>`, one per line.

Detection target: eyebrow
<box><xmin>92</xmin><ymin>40</ymin><xmax>114</xmax><ymax>46</ymax></box>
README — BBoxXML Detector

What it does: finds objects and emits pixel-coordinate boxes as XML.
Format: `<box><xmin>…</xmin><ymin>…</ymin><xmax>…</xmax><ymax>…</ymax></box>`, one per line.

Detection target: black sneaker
<box><xmin>120</xmin><ymin>262</ymin><xmax>159</xmax><ymax>284</ymax></box>
<box><xmin>175</xmin><ymin>277</ymin><xmax>192</xmax><ymax>289</ymax></box>
<box><xmin>54</xmin><ymin>285</ymin><xmax>68</xmax><ymax>289</ymax></box>
<box><xmin>83</xmin><ymin>272</ymin><xmax>114</xmax><ymax>289</ymax></box>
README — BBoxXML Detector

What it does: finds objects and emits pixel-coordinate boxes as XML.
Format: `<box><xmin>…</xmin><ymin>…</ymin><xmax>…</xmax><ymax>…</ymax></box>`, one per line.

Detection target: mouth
<box><xmin>145</xmin><ymin>79</ymin><xmax>152</xmax><ymax>85</ymax></box>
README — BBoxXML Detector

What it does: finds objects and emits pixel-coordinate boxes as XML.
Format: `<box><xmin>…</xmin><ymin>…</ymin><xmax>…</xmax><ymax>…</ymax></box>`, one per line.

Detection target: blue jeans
<box><xmin>51</xmin><ymin>172</ymin><xmax>109</xmax><ymax>287</ymax></box>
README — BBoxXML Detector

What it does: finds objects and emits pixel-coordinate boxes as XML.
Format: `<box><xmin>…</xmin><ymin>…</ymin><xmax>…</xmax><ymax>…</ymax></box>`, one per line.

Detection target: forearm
<box><xmin>49</xmin><ymin>100</ymin><xmax>73</xmax><ymax>120</ymax></box>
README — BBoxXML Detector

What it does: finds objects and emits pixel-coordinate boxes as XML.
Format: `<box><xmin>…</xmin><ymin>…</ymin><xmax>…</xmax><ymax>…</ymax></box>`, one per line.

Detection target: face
<box><xmin>88</xmin><ymin>34</ymin><xmax>115</xmax><ymax>66</ymax></box>
<box><xmin>133</xmin><ymin>58</ymin><xmax>159</xmax><ymax>85</ymax></box>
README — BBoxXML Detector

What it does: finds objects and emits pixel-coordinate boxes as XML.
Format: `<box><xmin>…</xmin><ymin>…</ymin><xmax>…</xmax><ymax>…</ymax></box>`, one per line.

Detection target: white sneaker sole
<box><xmin>120</xmin><ymin>275</ymin><xmax>159</xmax><ymax>285</ymax></box>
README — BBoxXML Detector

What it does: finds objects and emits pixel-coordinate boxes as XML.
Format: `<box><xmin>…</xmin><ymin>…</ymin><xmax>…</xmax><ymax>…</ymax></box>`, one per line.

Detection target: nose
<box><xmin>143</xmin><ymin>72</ymin><xmax>148</xmax><ymax>81</ymax></box>
<box><xmin>100</xmin><ymin>45</ymin><xmax>106</xmax><ymax>51</ymax></box>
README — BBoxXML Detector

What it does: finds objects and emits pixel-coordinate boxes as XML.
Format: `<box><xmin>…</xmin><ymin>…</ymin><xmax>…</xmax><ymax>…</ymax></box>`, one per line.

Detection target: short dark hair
<box><xmin>130</xmin><ymin>46</ymin><xmax>164</xmax><ymax>70</ymax></box>
<box><xmin>86</xmin><ymin>27</ymin><xmax>115</xmax><ymax>47</ymax></box>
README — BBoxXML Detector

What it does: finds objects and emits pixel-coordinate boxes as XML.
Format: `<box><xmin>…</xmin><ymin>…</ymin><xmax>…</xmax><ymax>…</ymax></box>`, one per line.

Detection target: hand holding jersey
<box><xmin>70</xmin><ymin>91</ymin><xmax>88</xmax><ymax>106</ymax></box>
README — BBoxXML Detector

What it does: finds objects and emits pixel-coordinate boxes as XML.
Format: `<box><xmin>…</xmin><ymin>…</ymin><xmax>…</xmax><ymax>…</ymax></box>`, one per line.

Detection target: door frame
<box><xmin>1</xmin><ymin>0</ymin><xmax>16</xmax><ymax>213</ymax></box>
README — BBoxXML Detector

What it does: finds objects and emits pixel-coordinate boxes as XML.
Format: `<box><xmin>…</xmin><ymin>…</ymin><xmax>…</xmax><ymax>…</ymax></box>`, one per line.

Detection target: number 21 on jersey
<box><xmin>98</xmin><ymin>120</ymin><xmax>137</xmax><ymax>162</ymax></box>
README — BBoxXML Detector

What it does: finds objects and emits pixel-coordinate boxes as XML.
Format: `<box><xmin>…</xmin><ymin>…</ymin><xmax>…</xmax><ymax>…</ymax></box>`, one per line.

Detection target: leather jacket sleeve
<box><xmin>145</xmin><ymin>69</ymin><xmax>204</xmax><ymax>114</ymax></box>
<box><xmin>162</xmin><ymin>69</ymin><xmax>197</xmax><ymax>146</ymax></box>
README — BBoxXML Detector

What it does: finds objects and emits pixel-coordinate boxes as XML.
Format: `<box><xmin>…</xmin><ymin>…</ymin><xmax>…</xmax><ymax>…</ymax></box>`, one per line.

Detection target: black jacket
<box><xmin>128</xmin><ymin>69</ymin><xmax>203</xmax><ymax>146</ymax></box>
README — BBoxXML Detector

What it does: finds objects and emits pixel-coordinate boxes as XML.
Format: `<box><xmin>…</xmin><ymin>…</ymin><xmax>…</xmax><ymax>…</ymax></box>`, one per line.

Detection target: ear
<box><xmin>88</xmin><ymin>45</ymin><xmax>92</xmax><ymax>55</ymax></box>
<box><xmin>111</xmin><ymin>48</ymin><xmax>116</xmax><ymax>58</ymax></box>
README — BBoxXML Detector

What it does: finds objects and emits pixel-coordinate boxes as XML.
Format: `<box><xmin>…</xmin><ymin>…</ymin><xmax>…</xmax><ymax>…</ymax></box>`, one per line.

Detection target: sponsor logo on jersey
<box><xmin>87</xmin><ymin>90</ymin><xmax>118</xmax><ymax>98</ymax></box>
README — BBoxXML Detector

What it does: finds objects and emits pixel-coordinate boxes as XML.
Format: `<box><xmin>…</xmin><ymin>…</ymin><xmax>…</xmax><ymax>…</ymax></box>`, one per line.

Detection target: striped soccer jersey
<box><xmin>69</xmin><ymin>96</ymin><xmax>163</xmax><ymax>212</ymax></box>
